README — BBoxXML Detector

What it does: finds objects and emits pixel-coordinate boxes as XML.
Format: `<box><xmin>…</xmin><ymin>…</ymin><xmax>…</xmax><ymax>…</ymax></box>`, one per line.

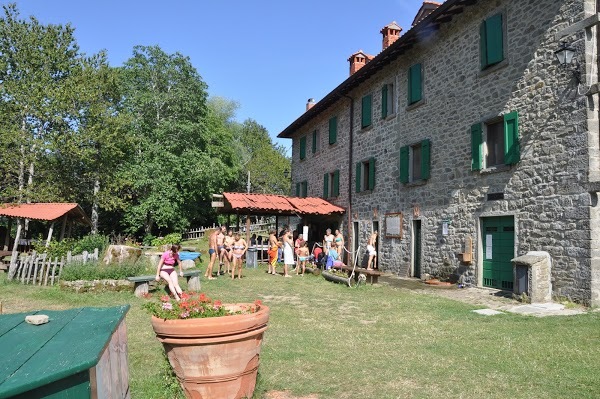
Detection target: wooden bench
<box><xmin>332</xmin><ymin>264</ymin><xmax>383</xmax><ymax>285</ymax></box>
<box><xmin>127</xmin><ymin>269</ymin><xmax>201</xmax><ymax>297</ymax></box>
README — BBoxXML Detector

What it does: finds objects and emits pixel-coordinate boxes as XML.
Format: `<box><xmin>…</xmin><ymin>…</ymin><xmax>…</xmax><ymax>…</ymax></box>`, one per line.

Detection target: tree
<box><xmin>120</xmin><ymin>45</ymin><xmax>239</xmax><ymax>235</ymax></box>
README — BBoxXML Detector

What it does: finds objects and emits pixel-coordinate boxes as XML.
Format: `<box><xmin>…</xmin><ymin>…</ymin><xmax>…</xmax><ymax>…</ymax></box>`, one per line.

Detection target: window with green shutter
<box><xmin>381</xmin><ymin>85</ymin><xmax>388</xmax><ymax>119</ymax></box>
<box><xmin>329</xmin><ymin>116</ymin><xmax>337</xmax><ymax>145</ymax></box>
<box><xmin>312</xmin><ymin>130</ymin><xmax>318</xmax><ymax>153</ymax></box>
<box><xmin>472</xmin><ymin>111</ymin><xmax>519</xmax><ymax>171</ymax></box>
<box><xmin>480</xmin><ymin>13</ymin><xmax>504</xmax><ymax>70</ymax></box>
<box><xmin>299</xmin><ymin>136</ymin><xmax>306</xmax><ymax>160</ymax></box>
<box><xmin>368</xmin><ymin>157</ymin><xmax>376</xmax><ymax>190</ymax></box>
<box><xmin>355</xmin><ymin>162</ymin><xmax>361</xmax><ymax>193</ymax></box>
<box><xmin>333</xmin><ymin>170</ymin><xmax>340</xmax><ymax>197</ymax></box>
<box><xmin>471</xmin><ymin>123</ymin><xmax>483</xmax><ymax>171</ymax></box>
<box><xmin>301</xmin><ymin>181</ymin><xmax>308</xmax><ymax>198</ymax></box>
<box><xmin>399</xmin><ymin>146</ymin><xmax>409</xmax><ymax>183</ymax></box>
<box><xmin>408</xmin><ymin>63</ymin><xmax>422</xmax><ymax>105</ymax></box>
<box><xmin>362</xmin><ymin>94</ymin><xmax>372</xmax><ymax>128</ymax></box>
<box><xmin>381</xmin><ymin>83</ymin><xmax>394</xmax><ymax>119</ymax></box>
<box><xmin>323</xmin><ymin>173</ymin><xmax>329</xmax><ymax>198</ymax></box>
<box><xmin>421</xmin><ymin>139</ymin><xmax>431</xmax><ymax>180</ymax></box>
<box><xmin>504</xmin><ymin>111</ymin><xmax>519</xmax><ymax>165</ymax></box>
<box><xmin>399</xmin><ymin>140</ymin><xmax>430</xmax><ymax>183</ymax></box>
<box><xmin>296</xmin><ymin>182</ymin><xmax>300</xmax><ymax>197</ymax></box>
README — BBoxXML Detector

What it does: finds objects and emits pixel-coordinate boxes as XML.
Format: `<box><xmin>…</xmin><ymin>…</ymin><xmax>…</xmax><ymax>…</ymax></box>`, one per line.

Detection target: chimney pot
<box><xmin>306</xmin><ymin>98</ymin><xmax>316</xmax><ymax>111</ymax></box>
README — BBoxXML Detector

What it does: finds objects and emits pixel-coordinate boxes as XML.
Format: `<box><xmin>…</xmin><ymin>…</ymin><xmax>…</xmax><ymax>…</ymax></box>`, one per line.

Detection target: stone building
<box><xmin>278</xmin><ymin>0</ymin><xmax>600</xmax><ymax>305</ymax></box>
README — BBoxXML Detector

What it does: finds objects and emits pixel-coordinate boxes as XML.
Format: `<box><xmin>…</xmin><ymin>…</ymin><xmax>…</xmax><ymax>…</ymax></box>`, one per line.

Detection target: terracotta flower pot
<box><xmin>151</xmin><ymin>304</ymin><xmax>270</xmax><ymax>399</ymax></box>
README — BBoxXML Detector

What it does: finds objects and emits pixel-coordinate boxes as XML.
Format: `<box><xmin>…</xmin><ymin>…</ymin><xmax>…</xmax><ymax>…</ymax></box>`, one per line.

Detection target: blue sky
<box><xmin>10</xmin><ymin>0</ymin><xmax>430</xmax><ymax>152</ymax></box>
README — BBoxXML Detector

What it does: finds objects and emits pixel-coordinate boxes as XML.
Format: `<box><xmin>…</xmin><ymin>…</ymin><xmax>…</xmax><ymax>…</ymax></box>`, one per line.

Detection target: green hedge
<box><xmin>61</xmin><ymin>260</ymin><xmax>145</xmax><ymax>281</ymax></box>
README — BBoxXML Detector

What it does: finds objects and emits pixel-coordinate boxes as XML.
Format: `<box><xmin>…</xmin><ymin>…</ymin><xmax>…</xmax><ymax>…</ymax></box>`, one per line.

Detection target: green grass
<box><xmin>1</xmin><ymin>263</ymin><xmax>600</xmax><ymax>399</ymax></box>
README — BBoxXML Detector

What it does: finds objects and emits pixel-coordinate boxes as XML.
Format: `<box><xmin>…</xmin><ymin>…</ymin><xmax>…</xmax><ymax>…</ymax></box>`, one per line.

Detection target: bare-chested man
<box><xmin>267</xmin><ymin>230</ymin><xmax>279</xmax><ymax>275</ymax></box>
<box><xmin>206</xmin><ymin>225</ymin><xmax>226</xmax><ymax>280</ymax></box>
<box><xmin>220</xmin><ymin>229</ymin><xmax>235</xmax><ymax>274</ymax></box>
<box><xmin>366</xmin><ymin>230</ymin><xmax>378</xmax><ymax>270</ymax></box>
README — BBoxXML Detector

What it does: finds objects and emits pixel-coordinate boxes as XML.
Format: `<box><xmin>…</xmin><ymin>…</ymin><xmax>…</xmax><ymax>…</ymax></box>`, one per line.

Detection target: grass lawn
<box><xmin>1</xmin><ymin>255</ymin><xmax>600</xmax><ymax>399</ymax></box>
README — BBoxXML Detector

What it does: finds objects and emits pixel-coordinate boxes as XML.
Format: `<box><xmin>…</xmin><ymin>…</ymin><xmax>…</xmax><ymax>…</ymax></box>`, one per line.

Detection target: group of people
<box><xmin>155</xmin><ymin>224</ymin><xmax>379</xmax><ymax>300</ymax></box>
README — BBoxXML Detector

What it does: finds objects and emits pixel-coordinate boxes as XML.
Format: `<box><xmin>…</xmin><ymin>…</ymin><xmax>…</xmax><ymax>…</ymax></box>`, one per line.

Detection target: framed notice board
<box><xmin>385</xmin><ymin>212</ymin><xmax>403</xmax><ymax>238</ymax></box>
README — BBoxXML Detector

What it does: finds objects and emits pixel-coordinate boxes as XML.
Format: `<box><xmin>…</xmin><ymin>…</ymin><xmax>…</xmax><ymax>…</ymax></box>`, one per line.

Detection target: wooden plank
<box><xmin>58</xmin><ymin>256</ymin><xmax>65</xmax><ymax>283</ymax></box>
<box><xmin>0</xmin><ymin>312</ymin><xmax>31</xmax><ymax>338</ymax></box>
<box><xmin>0</xmin><ymin>306</ymin><xmax>129</xmax><ymax>398</ymax></box>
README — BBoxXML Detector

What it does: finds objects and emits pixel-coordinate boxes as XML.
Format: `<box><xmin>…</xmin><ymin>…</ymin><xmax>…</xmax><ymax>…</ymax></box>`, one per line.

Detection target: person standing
<box><xmin>267</xmin><ymin>230</ymin><xmax>279</xmax><ymax>275</ymax></box>
<box><xmin>282</xmin><ymin>229</ymin><xmax>294</xmax><ymax>277</ymax></box>
<box><xmin>221</xmin><ymin>229</ymin><xmax>235</xmax><ymax>275</ymax></box>
<box><xmin>294</xmin><ymin>233</ymin><xmax>305</xmax><ymax>270</ymax></box>
<box><xmin>334</xmin><ymin>229</ymin><xmax>344</xmax><ymax>259</ymax></box>
<box><xmin>367</xmin><ymin>230</ymin><xmax>378</xmax><ymax>270</ymax></box>
<box><xmin>205</xmin><ymin>225</ymin><xmax>225</xmax><ymax>280</ymax></box>
<box><xmin>155</xmin><ymin>245</ymin><xmax>183</xmax><ymax>300</ymax></box>
<box><xmin>297</xmin><ymin>242</ymin><xmax>309</xmax><ymax>276</ymax></box>
<box><xmin>323</xmin><ymin>228</ymin><xmax>334</xmax><ymax>256</ymax></box>
<box><xmin>230</xmin><ymin>232</ymin><xmax>248</xmax><ymax>280</ymax></box>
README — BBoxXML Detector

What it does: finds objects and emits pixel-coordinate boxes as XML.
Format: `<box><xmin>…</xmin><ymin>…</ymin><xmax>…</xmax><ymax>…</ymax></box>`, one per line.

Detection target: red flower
<box><xmin>254</xmin><ymin>299</ymin><xmax>263</xmax><ymax>307</ymax></box>
<box><xmin>160</xmin><ymin>295</ymin><xmax>170</xmax><ymax>302</ymax></box>
<box><xmin>199</xmin><ymin>293</ymin><xmax>208</xmax><ymax>303</ymax></box>
<box><xmin>180</xmin><ymin>292</ymin><xmax>190</xmax><ymax>301</ymax></box>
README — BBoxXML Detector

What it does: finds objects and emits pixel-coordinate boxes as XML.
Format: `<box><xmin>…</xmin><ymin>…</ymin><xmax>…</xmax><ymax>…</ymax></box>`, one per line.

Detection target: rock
<box><xmin>26</xmin><ymin>314</ymin><xmax>49</xmax><ymax>325</ymax></box>
<box><xmin>181</xmin><ymin>259</ymin><xmax>196</xmax><ymax>270</ymax></box>
<box><xmin>103</xmin><ymin>245</ymin><xmax>142</xmax><ymax>265</ymax></box>
<box><xmin>60</xmin><ymin>279</ymin><xmax>134</xmax><ymax>293</ymax></box>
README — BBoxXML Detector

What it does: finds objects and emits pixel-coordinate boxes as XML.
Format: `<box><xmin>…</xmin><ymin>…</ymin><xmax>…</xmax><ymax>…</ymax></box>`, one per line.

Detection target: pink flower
<box><xmin>160</xmin><ymin>295</ymin><xmax>170</xmax><ymax>302</ymax></box>
<box><xmin>180</xmin><ymin>311</ymin><xmax>190</xmax><ymax>319</ymax></box>
<box><xmin>162</xmin><ymin>302</ymin><xmax>173</xmax><ymax>310</ymax></box>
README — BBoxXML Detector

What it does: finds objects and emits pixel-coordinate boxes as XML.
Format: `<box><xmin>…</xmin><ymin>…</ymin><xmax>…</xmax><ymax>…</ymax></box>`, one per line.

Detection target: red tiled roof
<box><xmin>222</xmin><ymin>193</ymin><xmax>345</xmax><ymax>216</ymax></box>
<box><xmin>0</xmin><ymin>203</ymin><xmax>91</xmax><ymax>224</ymax></box>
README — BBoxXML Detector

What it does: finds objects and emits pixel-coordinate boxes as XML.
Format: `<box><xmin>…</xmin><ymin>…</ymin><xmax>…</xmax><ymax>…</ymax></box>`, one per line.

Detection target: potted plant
<box><xmin>144</xmin><ymin>292</ymin><xmax>270</xmax><ymax>399</ymax></box>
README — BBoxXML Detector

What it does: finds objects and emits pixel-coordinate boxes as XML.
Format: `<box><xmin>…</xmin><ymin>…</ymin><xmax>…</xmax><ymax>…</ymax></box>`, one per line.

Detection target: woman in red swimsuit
<box><xmin>155</xmin><ymin>245</ymin><xmax>184</xmax><ymax>300</ymax></box>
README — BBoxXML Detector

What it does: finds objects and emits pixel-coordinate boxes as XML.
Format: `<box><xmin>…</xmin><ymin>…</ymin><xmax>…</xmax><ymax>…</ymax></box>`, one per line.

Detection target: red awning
<box><xmin>0</xmin><ymin>203</ymin><xmax>91</xmax><ymax>225</ymax></box>
<box><xmin>222</xmin><ymin>193</ymin><xmax>345</xmax><ymax>216</ymax></box>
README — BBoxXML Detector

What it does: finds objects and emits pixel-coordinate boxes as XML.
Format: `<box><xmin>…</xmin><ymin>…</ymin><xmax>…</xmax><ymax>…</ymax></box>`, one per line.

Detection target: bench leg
<box><xmin>133</xmin><ymin>282</ymin><xmax>149</xmax><ymax>297</ymax></box>
<box><xmin>187</xmin><ymin>276</ymin><xmax>201</xmax><ymax>291</ymax></box>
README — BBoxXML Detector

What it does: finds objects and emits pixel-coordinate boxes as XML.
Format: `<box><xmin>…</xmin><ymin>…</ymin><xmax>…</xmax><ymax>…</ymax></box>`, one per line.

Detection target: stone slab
<box><xmin>472</xmin><ymin>309</ymin><xmax>504</xmax><ymax>316</ymax></box>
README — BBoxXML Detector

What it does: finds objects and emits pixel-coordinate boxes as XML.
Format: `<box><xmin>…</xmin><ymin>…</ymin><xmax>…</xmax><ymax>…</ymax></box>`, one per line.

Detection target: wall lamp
<box><xmin>554</xmin><ymin>41</ymin><xmax>581</xmax><ymax>83</ymax></box>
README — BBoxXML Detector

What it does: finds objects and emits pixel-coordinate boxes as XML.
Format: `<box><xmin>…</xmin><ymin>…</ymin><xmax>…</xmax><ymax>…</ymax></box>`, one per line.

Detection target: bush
<box><xmin>61</xmin><ymin>260</ymin><xmax>145</xmax><ymax>281</ymax></box>
<box><xmin>33</xmin><ymin>237</ymin><xmax>76</xmax><ymax>259</ymax></box>
<box><xmin>143</xmin><ymin>234</ymin><xmax>155</xmax><ymax>246</ymax></box>
<box><xmin>73</xmin><ymin>234</ymin><xmax>109</xmax><ymax>255</ymax></box>
<box><xmin>151</xmin><ymin>233</ymin><xmax>182</xmax><ymax>247</ymax></box>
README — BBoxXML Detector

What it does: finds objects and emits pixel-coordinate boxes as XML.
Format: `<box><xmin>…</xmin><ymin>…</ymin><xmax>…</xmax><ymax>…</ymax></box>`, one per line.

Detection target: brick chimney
<box><xmin>348</xmin><ymin>50</ymin><xmax>374</xmax><ymax>76</ymax></box>
<box><xmin>306</xmin><ymin>98</ymin><xmax>316</xmax><ymax>111</ymax></box>
<box><xmin>381</xmin><ymin>22</ymin><xmax>402</xmax><ymax>50</ymax></box>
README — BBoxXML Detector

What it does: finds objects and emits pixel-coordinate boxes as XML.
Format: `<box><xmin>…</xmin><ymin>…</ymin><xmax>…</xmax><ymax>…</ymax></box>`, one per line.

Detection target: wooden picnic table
<box><xmin>0</xmin><ymin>306</ymin><xmax>130</xmax><ymax>399</ymax></box>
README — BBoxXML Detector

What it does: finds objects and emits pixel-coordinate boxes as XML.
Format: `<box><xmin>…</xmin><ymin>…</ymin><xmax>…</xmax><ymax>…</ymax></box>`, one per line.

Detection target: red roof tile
<box><xmin>222</xmin><ymin>193</ymin><xmax>345</xmax><ymax>216</ymax></box>
<box><xmin>0</xmin><ymin>203</ymin><xmax>91</xmax><ymax>224</ymax></box>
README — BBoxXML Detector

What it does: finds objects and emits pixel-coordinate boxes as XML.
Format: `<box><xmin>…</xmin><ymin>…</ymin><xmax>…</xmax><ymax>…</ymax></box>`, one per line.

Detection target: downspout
<box><xmin>343</xmin><ymin>94</ymin><xmax>354</xmax><ymax>265</ymax></box>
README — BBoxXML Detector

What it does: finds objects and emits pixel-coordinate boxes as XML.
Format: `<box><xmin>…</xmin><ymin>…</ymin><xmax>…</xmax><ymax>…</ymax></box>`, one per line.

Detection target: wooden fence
<box><xmin>12</xmin><ymin>248</ymin><xmax>100</xmax><ymax>286</ymax></box>
<box><xmin>183</xmin><ymin>218</ymin><xmax>277</xmax><ymax>240</ymax></box>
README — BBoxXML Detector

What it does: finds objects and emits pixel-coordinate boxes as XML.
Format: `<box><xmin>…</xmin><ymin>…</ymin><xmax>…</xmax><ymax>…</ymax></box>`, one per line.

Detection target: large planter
<box><xmin>150</xmin><ymin>304</ymin><xmax>270</xmax><ymax>399</ymax></box>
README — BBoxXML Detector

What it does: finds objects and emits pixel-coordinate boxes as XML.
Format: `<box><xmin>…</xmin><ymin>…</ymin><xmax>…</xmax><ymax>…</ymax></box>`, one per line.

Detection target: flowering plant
<box><xmin>143</xmin><ymin>291</ymin><xmax>263</xmax><ymax>320</ymax></box>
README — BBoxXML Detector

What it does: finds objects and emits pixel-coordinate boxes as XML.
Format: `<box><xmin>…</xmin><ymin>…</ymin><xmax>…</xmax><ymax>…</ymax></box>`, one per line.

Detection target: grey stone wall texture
<box><xmin>286</xmin><ymin>0</ymin><xmax>600</xmax><ymax>306</ymax></box>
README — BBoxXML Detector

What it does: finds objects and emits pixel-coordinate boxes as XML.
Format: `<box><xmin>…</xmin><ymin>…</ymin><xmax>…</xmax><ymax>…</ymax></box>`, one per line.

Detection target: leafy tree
<box><xmin>120</xmin><ymin>45</ymin><xmax>238</xmax><ymax>235</ymax></box>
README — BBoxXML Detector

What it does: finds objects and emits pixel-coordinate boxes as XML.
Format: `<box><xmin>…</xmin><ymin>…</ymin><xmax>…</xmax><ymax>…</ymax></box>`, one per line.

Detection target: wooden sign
<box><xmin>211</xmin><ymin>201</ymin><xmax>224</xmax><ymax>208</ymax></box>
<box><xmin>385</xmin><ymin>212</ymin><xmax>403</xmax><ymax>238</ymax></box>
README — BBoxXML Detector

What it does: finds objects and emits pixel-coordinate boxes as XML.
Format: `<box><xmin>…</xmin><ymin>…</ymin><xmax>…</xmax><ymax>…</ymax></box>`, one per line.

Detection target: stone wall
<box><xmin>288</xmin><ymin>0</ymin><xmax>598</xmax><ymax>304</ymax></box>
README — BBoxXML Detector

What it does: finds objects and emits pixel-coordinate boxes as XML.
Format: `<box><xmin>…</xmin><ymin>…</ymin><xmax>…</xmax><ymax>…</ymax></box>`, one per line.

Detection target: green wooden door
<box><xmin>482</xmin><ymin>216</ymin><xmax>514</xmax><ymax>290</ymax></box>
<box><xmin>414</xmin><ymin>220</ymin><xmax>421</xmax><ymax>277</ymax></box>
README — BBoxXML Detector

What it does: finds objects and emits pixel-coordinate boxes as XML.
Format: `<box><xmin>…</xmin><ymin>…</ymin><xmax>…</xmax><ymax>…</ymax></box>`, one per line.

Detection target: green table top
<box><xmin>0</xmin><ymin>305</ymin><xmax>129</xmax><ymax>399</ymax></box>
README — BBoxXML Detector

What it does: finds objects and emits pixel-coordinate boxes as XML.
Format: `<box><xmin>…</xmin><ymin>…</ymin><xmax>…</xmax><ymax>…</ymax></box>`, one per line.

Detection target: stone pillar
<box><xmin>511</xmin><ymin>251</ymin><xmax>552</xmax><ymax>303</ymax></box>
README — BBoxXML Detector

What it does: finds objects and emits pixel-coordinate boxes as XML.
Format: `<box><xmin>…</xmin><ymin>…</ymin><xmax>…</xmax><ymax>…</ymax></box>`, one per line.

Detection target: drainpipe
<box><xmin>343</xmin><ymin>94</ymin><xmax>354</xmax><ymax>265</ymax></box>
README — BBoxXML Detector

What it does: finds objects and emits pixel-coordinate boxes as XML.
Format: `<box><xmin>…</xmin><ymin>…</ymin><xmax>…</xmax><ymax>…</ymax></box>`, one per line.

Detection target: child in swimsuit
<box><xmin>297</xmin><ymin>242</ymin><xmax>310</xmax><ymax>276</ymax></box>
<box><xmin>155</xmin><ymin>244</ymin><xmax>184</xmax><ymax>300</ymax></box>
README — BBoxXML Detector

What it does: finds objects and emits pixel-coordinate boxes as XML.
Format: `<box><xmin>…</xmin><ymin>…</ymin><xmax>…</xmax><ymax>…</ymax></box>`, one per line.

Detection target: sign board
<box><xmin>385</xmin><ymin>212</ymin><xmax>403</xmax><ymax>239</ymax></box>
<box><xmin>211</xmin><ymin>201</ymin><xmax>224</xmax><ymax>208</ymax></box>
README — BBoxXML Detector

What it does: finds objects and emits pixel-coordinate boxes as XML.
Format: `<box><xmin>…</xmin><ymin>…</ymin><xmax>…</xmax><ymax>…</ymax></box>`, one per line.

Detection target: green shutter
<box><xmin>486</xmin><ymin>13</ymin><xmax>504</xmax><ymax>66</ymax></box>
<box><xmin>362</xmin><ymin>94</ymin><xmax>372</xmax><ymax>128</ymax></box>
<box><xmin>400</xmin><ymin>146</ymin><xmax>409</xmax><ymax>183</ymax></box>
<box><xmin>302</xmin><ymin>181</ymin><xmax>308</xmax><ymax>197</ymax></box>
<box><xmin>296</xmin><ymin>182</ymin><xmax>300</xmax><ymax>197</ymax></box>
<box><xmin>323</xmin><ymin>173</ymin><xmax>329</xmax><ymax>198</ymax></box>
<box><xmin>479</xmin><ymin>21</ymin><xmax>488</xmax><ymax>69</ymax></box>
<box><xmin>504</xmin><ymin>111</ymin><xmax>519</xmax><ymax>165</ymax></box>
<box><xmin>471</xmin><ymin>123</ymin><xmax>483</xmax><ymax>170</ymax></box>
<box><xmin>329</xmin><ymin>117</ymin><xmax>337</xmax><ymax>144</ymax></box>
<box><xmin>381</xmin><ymin>85</ymin><xmax>388</xmax><ymax>118</ymax></box>
<box><xmin>368</xmin><ymin>157</ymin><xmax>376</xmax><ymax>190</ymax></box>
<box><xmin>312</xmin><ymin>130</ymin><xmax>317</xmax><ymax>153</ymax></box>
<box><xmin>355</xmin><ymin>162</ymin><xmax>362</xmax><ymax>193</ymax></box>
<box><xmin>408</xmin><ymin>63</ymin><xmax>422</xmax><ymax>104</ymax></box>
<box><xmin>299</xmin><ymin>136</ymin><xmax>306</xmax><ymax>160</ymax></box>
<box><xmin>333</xmin><ymin>169</ymin><xmax>340</xmax><ymax>197</ymax></box>
<box><xmin>421</xmin><ymin>139</ymin><xmax>431</xmax><ymax>180</ymax></box>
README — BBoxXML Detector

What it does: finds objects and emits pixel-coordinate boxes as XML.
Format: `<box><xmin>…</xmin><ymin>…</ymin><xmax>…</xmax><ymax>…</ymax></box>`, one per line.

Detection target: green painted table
<box><xmin>0</xmin><ymin>305</ymin><xmax>130</xmax><ymax>399</ymax></box>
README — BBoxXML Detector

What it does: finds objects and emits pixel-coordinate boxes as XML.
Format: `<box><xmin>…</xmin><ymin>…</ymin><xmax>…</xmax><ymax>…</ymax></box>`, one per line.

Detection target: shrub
<box><xmin>61</xmin><ymin>260</ymin><xmax>145</xmax><ymax>281</ymax></box>
<box><xmin>143</xmin><ymin>234</ymin><xmax>155</xmax><ymax>246</ymax></box>
<box><xmin>73</xmin><ymin>234</ymin><xmax>109</xmax><ymax>255</ymax></box>
<box><xmin>152</xmin><ymin>233</ymin><xmax>183</xmax><ymax>247</ymax></box>
<box><xmin>33</xmin><ymin>237</ymin><xmax>76</xmax><ymax>259</ymax></box>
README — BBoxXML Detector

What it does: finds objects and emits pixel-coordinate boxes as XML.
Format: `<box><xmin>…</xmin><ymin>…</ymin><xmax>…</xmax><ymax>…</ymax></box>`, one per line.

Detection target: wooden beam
<box><xmin>3</xmin><ymin>219</ymin><xmax>11</xmax><ymax>251</ymax></box>
<box><xmin>45</xmin><ymin>222</ymin><xmax>55</xmax><ymax>247</ymax></box>
<box><xmin>8</xmin><ymin>219</ymin><xmax>23</xmax><ymax>280</ymax></box>
<box><xmin>555</xmin><ymin>13</ymin><xmax>600</xmax><ymax>40</ymax></box>
<box><xmin>59</xmin><ymin>215</ymin><xmax>68</xmax><ymax>241</ymax></box>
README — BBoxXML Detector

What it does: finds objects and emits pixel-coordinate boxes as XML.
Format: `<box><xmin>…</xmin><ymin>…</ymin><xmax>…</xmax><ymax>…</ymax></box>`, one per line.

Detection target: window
<box><xmin>399</xmin><ymin>139</ymin><xmax>431</xmax><ymax>183</ymax></box>
<box><xmin>355</xmin><ymin>158</ymin><xmax>376</xmax><ymax>192</ymax></box>
<box><xmin>323</xmin><ymin>170</ymin><xmax>340</xmax><ymax>198</ymax></box>
<box><xmin>312</xmin><ymin>130</ymin><xmax>319</xmax><ymax>154</ymax></box>
<box><xmin>296</xmin><ymin>181</ymin><xmax>308</xmax><ymax>198</ymax></box>
<box><xmin>381</xmin><ymin>83</ymin><xmax>395</xmax><ymax>118</ymax></box>
<box><xmin>471</xmin><ymin>111</ymin><xmax>519</xmax><ymax>170</ymax></box>
<box><xmin>329</xmin><ymin>116</ymin><xmax>337</xmax><ymax>145</ymax></box>
<box><xmin>480</xmin><ymin>13</ymin><xmax>504</xmax><ymax>70</ymax></box>
<box><xmin>407</xmin><ymin>63</ymin><xmax>422</xmax><ymax>105</ymax></box>
<box><xmin>299</xmin><ymin>136</ymin><xmax>306</xmax><ymax>160</ymax></box>
<box><xmin>361</xmin><ymin>94</ymin><xmax>372</xmax><ymax>128</ymax></box>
